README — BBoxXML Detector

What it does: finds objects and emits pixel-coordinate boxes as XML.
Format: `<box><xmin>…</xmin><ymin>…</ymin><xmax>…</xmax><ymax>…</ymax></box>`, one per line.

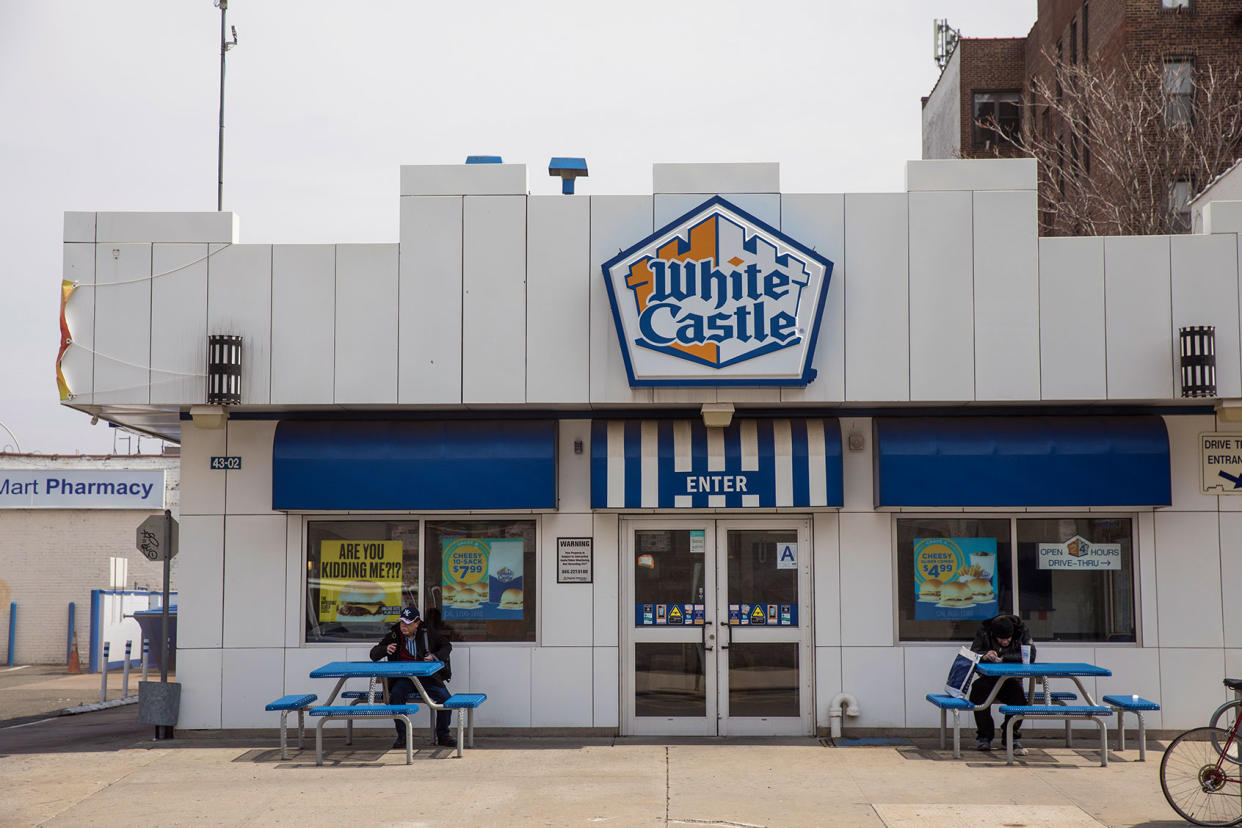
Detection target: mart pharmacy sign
<box><xmin>602</xmin><ymin>197</ymin><xmax>833</xmax><ymax>386</ymax></box>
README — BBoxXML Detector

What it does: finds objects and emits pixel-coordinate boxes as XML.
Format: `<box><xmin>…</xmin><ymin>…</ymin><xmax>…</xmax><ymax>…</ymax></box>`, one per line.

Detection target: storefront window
<box><xmin>897</xmin><ymin>516</ymin><xmax>1136</xmax><ymax>643</ymax></box>
<box><xmin>306</xmin><ymin>521</ymin><xmax>420</xmax><ymax>643</ymax></box>
<box><xmin>897</xmin><ymin>518</ymin><xmax>1012</xmax><ymax>642</ymax></box>
<box><xmin>424</xmin><ymin>520</ymin><xmax>537</xmax><ymax>643</ymax></box>
<box><xmin>1017</xmin><ymin>518</ymin><xmax>1135</xmax><ymax>642</ymax></box>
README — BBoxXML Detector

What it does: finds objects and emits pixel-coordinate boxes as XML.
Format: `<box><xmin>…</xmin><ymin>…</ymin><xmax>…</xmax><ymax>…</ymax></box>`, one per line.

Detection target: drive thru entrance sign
<box><xmin>1200</xmin><ymin>433</ymin><xmax>1242</xmax><ymax>494</ymax></box>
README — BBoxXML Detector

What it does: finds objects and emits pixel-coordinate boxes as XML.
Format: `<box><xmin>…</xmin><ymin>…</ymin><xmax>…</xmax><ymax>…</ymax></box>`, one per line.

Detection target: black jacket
<box><xmin>369</xmin><ymin>621</ymin><xmax>453</xmax><ymax>682</ymax></box>
<box><xmin>970</xmin><ymin>614</ymin><xmax>1036</xmax><ymax>663</ymax></box>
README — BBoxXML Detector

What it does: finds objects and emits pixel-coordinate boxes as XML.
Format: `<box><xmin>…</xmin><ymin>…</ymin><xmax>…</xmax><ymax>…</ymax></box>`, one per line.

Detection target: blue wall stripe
<box><xmin>690</xmin><ymin>421</ymin><xmax>709</xmax><ymax>508</ymax></box>
<box><xmin>724</xmin><ymin>423</ymin><xmax>743</xmax><ymax>508</ymax></box>
<box><xmin>273</xmin><ymin>420</ymin><xmax>557</xmax><ymax>510</ymax></box>
<box><xmin>658</xmin><ymin>421</ymin><xmax>676</xmax><ymax>508</ymax></box>
<box><xmin>874</xmin><ymin>416</ymin><xmax>1171</xmax><ymax>507</ymax></box>
<box><xmin>590</xmin><ymin>420</ymin><xmax>608</xmax><ymax>509</ymax></box>
<box><xmin>623</xmin><ymin>421</ymin><xmax>642</xmax><ymax>508</ymax></box>
<box><xmin>791</xmin><ymin>419</ymin><xmax>810</xmax><ymax>507</ymax></box>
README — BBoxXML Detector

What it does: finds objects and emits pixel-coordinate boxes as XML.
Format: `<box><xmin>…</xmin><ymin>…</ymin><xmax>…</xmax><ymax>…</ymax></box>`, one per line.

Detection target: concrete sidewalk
<box><xmin>0</xmin><ymin>702</ymin><xmax>1187</xmax><ymax>827</ymax></box>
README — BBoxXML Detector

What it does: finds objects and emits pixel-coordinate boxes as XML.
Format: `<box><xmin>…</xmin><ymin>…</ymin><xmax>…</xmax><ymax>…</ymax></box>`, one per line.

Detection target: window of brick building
<box><xmin>1170</xmin><ymin>177</ymin><xmax>1193</xmax><ymax>231</ymax></box>
<box><xmin>1070</xmin><ymin>20</ymin><xmax>1078</xmax><ymax>63</ymax></box>
<box><xmin>972</xmin><ymin>91</ymin><xmax>1021</xmax><ymax>149</ymax></box>
<box><xmin>1163</xmin><ymin>58</ymin><xmax>1195</xmax><ymax>125</ymax></box>
<box><xmin>1082</xmin><ymin>2</ymin><xmax>1089</xmax><ymax>63</ymax></box>
<box><xmin>1161</xmin><ymin>0</ymin><xmax>1191</xmax><ymax>10</ymax></box>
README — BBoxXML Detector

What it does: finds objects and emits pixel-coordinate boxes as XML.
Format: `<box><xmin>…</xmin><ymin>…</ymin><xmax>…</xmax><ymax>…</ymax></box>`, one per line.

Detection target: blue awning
<box><xmin>874</xmin><ymin>416</ymin><xmax>1170</xmax><ymax>507</ymax></box>
<box><xmin>272</xmin><ymin>420</ymin><xmax>557</xmax><ymax>511</ymax></box>
<box><xmin>591</xmin><ymin>418</ymin><xmax>842</xmax><ymax>509</ymax></box>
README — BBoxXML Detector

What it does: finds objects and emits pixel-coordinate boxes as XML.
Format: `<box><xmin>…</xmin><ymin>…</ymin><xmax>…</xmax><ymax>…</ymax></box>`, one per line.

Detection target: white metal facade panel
<box><xmin>531</xmin><ymin>647</ymin><xmax>593</xmax><ymax>726</ymax></box>
<box><xmin>1172</xmin><ymin>233</ymin><xmax>1241</xmax><ymax>399</ymax></box>
<box><xmin>592</xmin><ymin>513</ymin><xmax>620</xmax><ymax>648</ymax></box>
<box><xmin>527</xmin><ymin>196</ymin><xmax>590</xmax><ymax>403</ymax></box>
<box><xmin>1219</xmin><ymin>419</ymin><xmax>1242</xmax><ymax>514</ymax></box>
<box><xmin>653</xmin><ymin>162</ymin><xmax>779</xmax><ymax>194</ymax></box>
<box><xmin>284</xmin><ymin>518</ymin><xmax>302</xmax><ymax>648</ymax></box>
<box><xmin>653</xmin><ymin>193</ymin><xmax>780</xmax><ymax>227</ymax></box>
<box><xmin>840</xmin><ymin>417</ymin><xmax>875</xmax><ymax>512</ymax></box>
<box><xmin>179</xmin><ymin>422</ymin><xmax>227</xmax><ymax>516</ymax></box>
<box><xmin>463</xmin><ymin>196</ymin><xmax>527</xmax><ymax>403</ymax></box>
<box><xmin>1038</xmin><ymin>236</ymin><xmax>1105</xmax><ymax>399</ymax></box>
<box><xmin>1218</xmin><ymin>516</ymin><xmax>1242</xmax><ymax>646</ymax></box>
<box><xmin>593</xmin><ymin>647</ymin><xmax>620</xmax><ymax>727</ymax></box>
<box><xmin>844</xmin><ymin>194</ymin><xmax>909</xmax><ymax>401</ymax></box>
<box><xmin>283</xmin><ymin>646</ymin><xmax>351</xmax><ymax>706</ymax></box>
<box><xmin>223</xmin><ymin>515</ymin><xmax>288</xmax><ymax>648</ymax></box>
<box><xmin>176</xmin><ymin>648</ymin><xmax>223</xmax><ymax>729</ymax></box>
<box><xmin>61</xmin><ymin>243</ymin><xmax>95</xmax><ymax>404</ymax></box>
<box><xmin>903</xmin><ymin>645</ymin><xmax>957</xmax><ymax>726</ymax></box>
<box><xmin>1137</xmin><ymin>511</ymin><xmax>1158</xmax><ymax>647</ymax></box>
<box><xmin>398</xmin><ymin>196</ymin><xmax>462</xmax><ymax>404</ymax></box>
<box><xmin>812</xmin><ymin>512</ymin><xmax>841</xmax><ymax>646</ymax></box>
<box><xmin>96</xmin><ymin>211</ymin><xmax>237</xmax><ymax>243</ymax></box>
<box><xmin>468</xmin><ymin>646</ymin><xmax>533</xmax><ymax>726</ymax></box>
<box><xmin>1095</xmin><ymin>647</ymin><xmax>1163</xmax><ymax>729</ymax></box>
<box><xmin>225</xmin><ymin>420</ymin><xmax>277</xmax><ymax>516</ymax></box>
<box><xmin>908</xmin><ymin>191</ymin><xmax>974</xmax><ymax>401</ymax></box>
<box><xmin>63</xmin><ymin>211</ymin><xmax>95</xmax><ymax>242</ymax></box>
<box><xmin>558</xmin><ymin>420</ymin><xmax>591</xmax><ymax>514</ymax></box>
<box><xmin>780</xmin><ymin>194</ymin><xmax>846</xmax><ymax>403</ymax></box>
<box><xmin>838</xmin><ymin>512</ymin><xmax>894</xmax><ymax>646</ymax></box>
<box><xmin>208</xmin><ymin>244</ymin><xmax>272</xmax><ymax>405</ymax></box>
<box><xmin>1166</xmin><ymin>413</ymin><xmax>1218</xmax><ymax>511</ymax></box>
<box><xmin>973</xmin><ymin>190</ymin><xmax>1040</xmax><ymax>400</ymax></box>
<box><xmin>813</xmin><ymin>646</ymin><xmax>842</xmax><ymax>727</ymax></box>
<box><xmin>270</xmin><ymin>245</ymin><xmax>335</xmax><ymax>405</ymax></box>
<box><xmin>590</xmin><ymin>196</ymin><xmax>653</xmax><ymax>404</ymax></box>
<box><xmin>840</xmin><ymin>646</ymin><xmax>905</xmax><ymax>727</ymax></box>
<box><xmin>905</xmin><ymin>158</ymin><xmax>1037</xmax><ymax>192</ymax></box>
<box><xmin>335</xmin><ymin>243</ymin><xmax>399</xmax><ymax>404</ymax></box>
<box><xmin>1159</xmin><ymin>648</ymin><xmax>1228</xmax><ymax>728</ymax></box>
<box><xmin>1104</xmin><ymin>236</ymin><xmax>1173</xmax><ymax>399</ymax></box>
<box><xmin>540</xmin><ymin>513</ymin><xmax>593</xmax><ymax>647</ymax></box>
<box><xmin>1154</xmin><ymin>511</ymin><xmax>1224</xmax><ymax>648</ymax></box>
<box><xmin>221</xmin><ymin>648</ymin><xmax>286</xmax><ymax>728</ymax></box>
<box><xmin>150</xmin><ymin>244</ymin><xmax>208</xmax><ymax>405</ymax></box>
<box><xmin>176</xmin><ymin>515</ymin><xmax>224</xmax><ymax>649</ymax></box>
<box><xmin>92</xmin><ymin>243</ymin><xmax>151</xmax><ymax>405</ymax></box>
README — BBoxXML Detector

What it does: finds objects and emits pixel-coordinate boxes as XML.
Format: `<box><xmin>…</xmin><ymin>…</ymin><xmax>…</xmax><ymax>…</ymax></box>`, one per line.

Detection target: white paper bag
<box><xmin>945</xmin><ymin>646</ymin><xmax>981</xmax><ymax>699</ymax></box>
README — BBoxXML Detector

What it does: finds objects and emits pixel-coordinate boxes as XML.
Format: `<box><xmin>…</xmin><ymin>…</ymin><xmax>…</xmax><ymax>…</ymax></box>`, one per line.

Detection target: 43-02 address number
<box><xmin>210</xmin><ymin>456</ymin><xmax>242</xmax><ymax>470</ymax></box>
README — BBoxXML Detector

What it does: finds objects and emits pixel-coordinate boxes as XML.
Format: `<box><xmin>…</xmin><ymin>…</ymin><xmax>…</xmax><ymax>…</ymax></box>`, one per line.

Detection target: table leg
<box><xmin>325</xmin><ymin>676</ymin><xmax>348</xmax><ymax>706</ymax></box>
<box><xmin>938</xmin><ymin>709</ymin><xmax>946</xmax><ymax>750</ymax></box>
<box><xmin>279</xmin><ymin>710</ymin><xmax>289</xmax><ymax>760</ymax></box>
<box><xmin>1117</xmin><ymin>710</ymin><xmax>1127</xmax><ymax>752</ymax></box>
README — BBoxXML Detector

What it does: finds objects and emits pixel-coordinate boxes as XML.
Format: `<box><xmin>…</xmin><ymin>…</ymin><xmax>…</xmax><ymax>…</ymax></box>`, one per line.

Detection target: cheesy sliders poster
<box><xmin>442</xmin><ymin>538</ymin><xmax>524</xmax><ymax>620</ymax></box>
<box><xmin>913</xmin><ymin>537</ymin><xmax>998</xmax><ymax>621</ymax></box>
<box><xmin>317</xmin><ymin>540</ymin><xmax>404</xmax><ymax>624</ymax></box>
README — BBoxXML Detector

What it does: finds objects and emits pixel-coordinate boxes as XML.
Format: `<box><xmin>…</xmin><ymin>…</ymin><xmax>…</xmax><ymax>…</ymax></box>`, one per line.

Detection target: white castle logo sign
<box><xmin>601</xmin><ymin>197</ymin><xmax>833</xmax><ymax>387</ymax></box>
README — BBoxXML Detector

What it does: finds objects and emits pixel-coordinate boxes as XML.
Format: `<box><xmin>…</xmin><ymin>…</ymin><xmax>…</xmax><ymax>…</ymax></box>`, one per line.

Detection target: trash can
<box><xmin>132</xmin><ymin>607</ymin><xmax>177</xmax><ymax>673</ymax></box>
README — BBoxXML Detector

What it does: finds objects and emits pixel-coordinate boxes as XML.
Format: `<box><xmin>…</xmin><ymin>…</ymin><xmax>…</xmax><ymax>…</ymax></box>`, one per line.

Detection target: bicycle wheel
<box><xmin>1161</xmin><ymin>727</ymin><xmax>1242</xmax><ymax>826</ymax></box>
<box><xmin>1210</xmin><ymin>701</ymin><xmax>1242</xmax><ymax>765</ymax></box>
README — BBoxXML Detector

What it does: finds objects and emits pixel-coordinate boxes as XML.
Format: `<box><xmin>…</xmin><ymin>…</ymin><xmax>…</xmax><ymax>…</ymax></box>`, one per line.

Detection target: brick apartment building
<box><xmin>922</xmin><ymin>0</ymin><xmax>1242</xmax><ymax>234</ymax></box>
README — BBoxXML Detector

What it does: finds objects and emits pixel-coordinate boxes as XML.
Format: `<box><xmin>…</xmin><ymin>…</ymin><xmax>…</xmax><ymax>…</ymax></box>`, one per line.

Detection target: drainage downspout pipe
<box><xmin>829</xmin><ymin>692</ymin><xmax>860</xmax><ymax>739</ymax></box>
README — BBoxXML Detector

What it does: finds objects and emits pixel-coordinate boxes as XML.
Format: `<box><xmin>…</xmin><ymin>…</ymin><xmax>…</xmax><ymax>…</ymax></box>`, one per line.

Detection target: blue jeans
<box><xmin>389</xmin><ymin>677</ymin><xmax>451</xmax><ymax>740</ymax></box>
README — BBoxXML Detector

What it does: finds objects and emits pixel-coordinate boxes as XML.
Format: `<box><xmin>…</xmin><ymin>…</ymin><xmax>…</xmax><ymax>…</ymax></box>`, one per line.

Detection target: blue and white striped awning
<box><xmin>591</xmin><ymin>419</ymin><xmax>842</xmax><ymax>509</ymax></box>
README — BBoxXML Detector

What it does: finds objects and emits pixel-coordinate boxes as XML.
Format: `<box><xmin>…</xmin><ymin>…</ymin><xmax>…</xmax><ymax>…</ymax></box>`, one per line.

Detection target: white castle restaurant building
<box><xmin>58</xmin><ymin>158</ymin><xmax>1242</xmax><ymax>735</ymax></box>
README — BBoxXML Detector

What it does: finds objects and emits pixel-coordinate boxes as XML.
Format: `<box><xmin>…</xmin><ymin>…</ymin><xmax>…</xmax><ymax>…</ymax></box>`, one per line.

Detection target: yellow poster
<box><xmin>317</xmin><ymin>540</ymin><xmax>403</xmax><ymax>623</ymax></box>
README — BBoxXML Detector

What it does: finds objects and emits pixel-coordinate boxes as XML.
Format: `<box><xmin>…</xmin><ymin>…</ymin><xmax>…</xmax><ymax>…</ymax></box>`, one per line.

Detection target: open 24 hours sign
<box><xmin>1200</xmin><ymin>433</ymin><xmax>1242</xmax><ymax>494</ymax></box>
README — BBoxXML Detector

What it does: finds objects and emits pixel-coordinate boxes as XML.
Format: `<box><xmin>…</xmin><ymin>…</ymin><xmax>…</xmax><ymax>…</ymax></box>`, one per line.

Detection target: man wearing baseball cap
<box><xmin>370</xmin><ymin>605</ymin><xmax>455</xmax><ymax>749</ymax></box>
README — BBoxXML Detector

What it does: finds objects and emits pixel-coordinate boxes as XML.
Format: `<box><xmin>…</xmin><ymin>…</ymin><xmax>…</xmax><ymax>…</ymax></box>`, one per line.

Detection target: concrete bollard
<box><xmin>121</xmin><ymin>640</ymin><xmax>132</xmax><ymax>698</ymax></box>
<box><xmin>141</xmin><ymin>638</ymin><xmax>150</xmax><ymax>682</ymax></box>
<box><xmin>100</xmin><ymin>642</ymin><xmax>110</xmax><ymax>703</ymax></box>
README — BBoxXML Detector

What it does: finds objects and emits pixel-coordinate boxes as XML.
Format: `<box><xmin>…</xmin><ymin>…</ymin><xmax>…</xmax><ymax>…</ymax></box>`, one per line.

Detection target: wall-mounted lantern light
<box><xmin>1179</xmin><ymin>325</ymin><xmax>1216</xmax><ymax>398</ymax></box>
<box><xmin>207</xmin><ymin>334</ymin><xmax>243</xmax><ymax>405</ymax></box>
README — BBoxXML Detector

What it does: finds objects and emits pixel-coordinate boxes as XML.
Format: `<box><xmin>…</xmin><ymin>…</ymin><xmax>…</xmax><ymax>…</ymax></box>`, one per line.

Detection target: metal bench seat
<box><xmin>264</xmin><ymin>694</ymin><xmax>318</xmax><ymax>759</ymax></box>
<box><xmin>997</xmin><ymin>704</ymin><xmax>1112</xmax><ymax>766</ymax></box>
<box><xmin>309</xmin><ymin>704</ymin><xmax>421</xmax><ymax>766</ymax></box>
<box><xmin>1102</xmin><ymin>695</ymin><xmax>1161</xmax><ymax>760</ymax></box>
<box><xmin>925</xmin><ymin>694</ymin><xmax>974</xmax><ymax>758</ymax></box>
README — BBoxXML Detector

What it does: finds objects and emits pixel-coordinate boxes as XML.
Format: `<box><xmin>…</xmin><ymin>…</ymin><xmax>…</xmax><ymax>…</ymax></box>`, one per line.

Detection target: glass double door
<box><xmin>622</xmin><ymin>519</ymin><xmax>813</xmax><ymax>736</ymax></box>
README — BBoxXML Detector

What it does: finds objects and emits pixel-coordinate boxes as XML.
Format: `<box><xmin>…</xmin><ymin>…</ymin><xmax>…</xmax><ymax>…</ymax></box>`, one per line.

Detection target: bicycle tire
<box><xmin>1210</xmin><ymin>701</ymin><xmax>1242</xmax><ymax>766</ymax></box>
<box><xmin>1161</xmin><ymin>727</ymin><xmax>1242</xmax><ymax>826</ymax></box>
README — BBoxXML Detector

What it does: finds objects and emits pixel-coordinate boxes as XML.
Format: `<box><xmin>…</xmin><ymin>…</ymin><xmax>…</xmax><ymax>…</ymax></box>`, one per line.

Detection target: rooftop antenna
<box><xmin>933</xmin><ymin>19</ymin><xmax>960</xmax><ymax>71</ymax></box>
<box><xmin>214</xmin><ymin>1</ymin><xmax>239</xmax><ymax>211</ymax></box>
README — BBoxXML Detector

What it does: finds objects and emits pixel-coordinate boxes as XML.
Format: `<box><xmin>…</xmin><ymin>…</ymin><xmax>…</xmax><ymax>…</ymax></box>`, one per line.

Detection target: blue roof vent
<box><xmin>549</xmin><ymin>157</ymin><xmax>588</xmax><ymax>194</ymax></box>
<box><xmin>465</xmin><ymin>155</ymin><xmax>503</xmax><ymax>164</ymax></box>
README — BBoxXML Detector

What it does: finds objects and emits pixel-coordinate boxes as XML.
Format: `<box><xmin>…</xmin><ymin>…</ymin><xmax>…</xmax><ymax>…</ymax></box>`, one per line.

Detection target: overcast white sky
<box><xmin>0</xmin><ymin>1</ymin><xmax>1035</xmax><ymax>455</ymax></box>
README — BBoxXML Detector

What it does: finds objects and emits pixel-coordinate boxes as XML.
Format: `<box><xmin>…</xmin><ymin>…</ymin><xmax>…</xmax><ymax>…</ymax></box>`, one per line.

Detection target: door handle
<box><xmin>718</xmin><ymin>619</ymin><xmax>732</xmax><ymax>650</ymax></box>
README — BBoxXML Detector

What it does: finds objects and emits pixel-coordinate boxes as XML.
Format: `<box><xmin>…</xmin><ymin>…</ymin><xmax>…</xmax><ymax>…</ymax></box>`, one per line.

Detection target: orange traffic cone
<box><xmin>67</xmin><ymin>632</ymin><xmax>81</xmax><ymax>674</ymax></box>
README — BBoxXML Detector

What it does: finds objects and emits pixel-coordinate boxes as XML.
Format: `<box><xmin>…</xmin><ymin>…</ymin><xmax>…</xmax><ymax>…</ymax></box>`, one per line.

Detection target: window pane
<box><xmin>726</xmin><ymin>530</ymin><xmax>797</xmax><ymax>614</ymax></box>
<box><xmin>1016</xmin><ymin>518</ymin><xmax>1135</xmax><ymax>642</ymax></box>
<box><xmin>424</xmin><ymin>519</ymin><xmax>537</xmax><ymax>642</ymax></box>
<box><xmin>635</xmin><ymin>643</ymin><xmax>706</xmax><ymax>717</ymax></box>
<box><xmin>634</xmin><ymin>530</ymin><xmax>707</xmax><ymax>614</ymax></box>
<box><xmin>897</xmin><ymin>518</ymin><xmax>1012</xmax><ymax>641</ymax></box>
<box><xmin>306</xmin><ymin>521</ymin><xmax>420</xmax><ymax>643</ymax></box>
<box><xmin>729</xmin><ymin>643</ymin><xmax>799</xmax><ymax>717</ymax></box>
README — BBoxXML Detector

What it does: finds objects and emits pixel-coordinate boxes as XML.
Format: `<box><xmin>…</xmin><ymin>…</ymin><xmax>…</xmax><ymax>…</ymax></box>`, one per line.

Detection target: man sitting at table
<box><xmin>969</xmin><ymin>614</ymin><xmax>1035</xmax><ymax>755</ymax></box>
<box><xmin>370</xmin><ymin>605</ymin><xmax>455</xmax><ymax>749</ymax></box>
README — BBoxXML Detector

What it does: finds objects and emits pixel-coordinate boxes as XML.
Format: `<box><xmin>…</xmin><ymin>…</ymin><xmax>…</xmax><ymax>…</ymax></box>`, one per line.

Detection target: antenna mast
<box><xmin>215</xmin><ymin>1</ymin><xmax>238</xmax><ymax>211</ymax></box>
<box><xmin>933</xmin><ymin>19</ymin><xmax>960</xmax><ymax>71</ymax></box>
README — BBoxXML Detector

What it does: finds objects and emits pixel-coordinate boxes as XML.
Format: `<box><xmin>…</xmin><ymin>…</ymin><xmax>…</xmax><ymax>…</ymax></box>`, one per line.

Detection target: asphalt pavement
<box><xmin>0</xmin><ymin>667</ymin><xmax>1196</xmax><ymax>826</ymax></box>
